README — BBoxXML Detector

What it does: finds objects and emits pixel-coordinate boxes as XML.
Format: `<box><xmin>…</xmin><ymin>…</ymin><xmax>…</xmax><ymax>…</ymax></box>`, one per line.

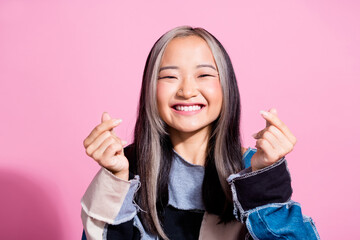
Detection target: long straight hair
<box><xmin>133</xmin><ymin>26</ymin><xmax>243</xmax><ymax>239</ymax></box>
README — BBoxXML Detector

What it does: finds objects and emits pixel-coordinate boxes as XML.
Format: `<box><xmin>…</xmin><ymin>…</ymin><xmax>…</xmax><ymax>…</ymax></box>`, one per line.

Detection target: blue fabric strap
<box><xmin>242</xmin><ymin>147</ymin><xmax>256</xmax><ymax>169</ymax></box>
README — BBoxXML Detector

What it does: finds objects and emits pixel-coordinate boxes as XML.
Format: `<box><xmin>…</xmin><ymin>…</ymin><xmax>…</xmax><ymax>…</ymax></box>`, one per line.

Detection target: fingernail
<box><xmin>252</xmin><ymin>133</ymin><xmax>257</xmax><ymax>138</ymax></box>
<box><xmin>113</xmin><ymin>118</ymin><xmax>122</xmax><ymax>125</ymax></box>
<box><xmin>260</xmin><ymin>110</ymin><xmax>269</xmax><ymax>117</ymax></box>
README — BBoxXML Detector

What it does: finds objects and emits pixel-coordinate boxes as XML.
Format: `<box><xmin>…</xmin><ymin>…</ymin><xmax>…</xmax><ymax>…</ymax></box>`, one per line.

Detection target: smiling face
<box><xmin>156</xmin><ymin>35</ymin><xmax>223</xmax><ymax>136</ymax></box>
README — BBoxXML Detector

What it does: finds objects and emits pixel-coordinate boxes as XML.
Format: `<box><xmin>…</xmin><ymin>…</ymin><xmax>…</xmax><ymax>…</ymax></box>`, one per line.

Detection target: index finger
<box><xmin>83</xmin><ymin>118</ymin><xmax>122</xmax><ymax>148</ymax></box>
<box><xmin>260</xmin><ymin>110</ymin><xmax>296</xmax><ymax>145</ymax></box>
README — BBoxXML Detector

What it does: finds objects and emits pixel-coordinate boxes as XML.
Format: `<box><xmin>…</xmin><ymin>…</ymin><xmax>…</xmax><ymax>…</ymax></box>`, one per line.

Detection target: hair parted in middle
<box><xmin>131</xmin><ymin>25</ymin><xmax>244</xmax><ymax>239</ymax></box>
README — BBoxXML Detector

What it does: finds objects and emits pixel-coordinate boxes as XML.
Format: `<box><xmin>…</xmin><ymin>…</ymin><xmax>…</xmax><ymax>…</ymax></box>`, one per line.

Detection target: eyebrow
<box><xmin>159</xmin><ymin>64</ymin><xmax>217</xmax><ymax>72</ymax></box>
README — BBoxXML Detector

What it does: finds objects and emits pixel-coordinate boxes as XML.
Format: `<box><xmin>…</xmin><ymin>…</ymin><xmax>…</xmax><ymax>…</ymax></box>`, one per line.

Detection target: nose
<box><xmin>177</xmin><ymin>76</ymin><xmax>199</xmax><ymax>99</ymax></box>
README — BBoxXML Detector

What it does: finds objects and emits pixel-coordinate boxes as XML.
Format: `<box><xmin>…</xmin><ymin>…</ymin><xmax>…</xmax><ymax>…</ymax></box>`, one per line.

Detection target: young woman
<box><xmin>81</xmin><ymin>26</ymin><xmax>320</xmax><ymax>240</ymax></box>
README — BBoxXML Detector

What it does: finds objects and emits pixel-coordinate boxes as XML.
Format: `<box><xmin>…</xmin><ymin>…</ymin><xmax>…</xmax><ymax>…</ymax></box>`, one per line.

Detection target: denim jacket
<box><xmin>81</xmin><ymin>147</ymin><xmax>320</xmax><ymax>240</ymax></box>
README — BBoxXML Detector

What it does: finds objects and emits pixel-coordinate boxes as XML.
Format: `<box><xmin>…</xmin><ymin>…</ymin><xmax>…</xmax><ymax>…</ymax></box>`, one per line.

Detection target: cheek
<box><xmin>205</xmin><ymin>80</ymin><xmax>223</xmax><ymax>105</ymax></box>
<box><xmin>156</xmin><ymin>82</ymin><xmax>165</xmax><ymax>106</ymax></box>
<box><xmin>156</xmin><ymin>82</ymin><xmax>172</xmax><ymax>117</ymax></box>
<box><xmin>156</xmin><ymin>82</ymin><xmax>170</xmax><ymax>105</ymax></box>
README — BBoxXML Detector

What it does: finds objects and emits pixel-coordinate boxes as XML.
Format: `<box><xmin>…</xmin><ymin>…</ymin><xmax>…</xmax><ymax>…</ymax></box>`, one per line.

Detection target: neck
<box><xmin>169</xmin><ymin>126</ymin><xmax>211</xmax><ymax>166</ymax></box>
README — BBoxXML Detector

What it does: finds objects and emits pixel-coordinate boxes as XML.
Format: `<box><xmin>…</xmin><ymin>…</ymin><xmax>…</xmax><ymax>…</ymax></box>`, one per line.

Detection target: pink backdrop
<box><xmin>1</xmin><ymin>0</ymin><xmax>359</xmax><ymax>239</ymax></box>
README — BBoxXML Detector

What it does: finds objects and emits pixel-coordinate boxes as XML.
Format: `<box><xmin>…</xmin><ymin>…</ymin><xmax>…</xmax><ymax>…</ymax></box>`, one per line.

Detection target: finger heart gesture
<box><xmin>83</xmin><ymin>112</ymin><xmax>129</xmax><ymax>180</ymax></box>
<box><xmin>251</xmin><ymin>108</ymin><xmax>297</xmax><ymax>171</ymax></box>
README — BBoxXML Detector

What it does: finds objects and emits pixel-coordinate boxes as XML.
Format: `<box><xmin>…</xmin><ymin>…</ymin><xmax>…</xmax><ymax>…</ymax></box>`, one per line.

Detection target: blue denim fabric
<box><xmin>245</xmin><ymin>201</ymin><xmax>320</xmax><ymax>239</ymax></box>
<box><xmin>227</xmin><ymin>148</ymin><xmax>320</xmax><ymax>240</ymax></box>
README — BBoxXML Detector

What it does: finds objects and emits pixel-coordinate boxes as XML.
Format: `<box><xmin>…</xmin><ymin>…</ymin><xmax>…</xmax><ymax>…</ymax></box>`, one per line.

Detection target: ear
<box><xmin>101</xmin><ymin>112</ymin><xmax>112</xmax><ymax>123</ymax></box>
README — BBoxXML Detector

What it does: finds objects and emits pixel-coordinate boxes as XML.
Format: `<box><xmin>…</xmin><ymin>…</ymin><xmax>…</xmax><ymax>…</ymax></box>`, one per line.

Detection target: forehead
<box><xmin>160</xmin><ymin>35</ymin><xmax>216</xmax><ymax>66</ymax></box>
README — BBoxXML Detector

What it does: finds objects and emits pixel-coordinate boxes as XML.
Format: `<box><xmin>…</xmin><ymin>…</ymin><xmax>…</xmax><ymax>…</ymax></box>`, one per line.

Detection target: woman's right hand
<box><xmin>83</xmin><ymin>112</ymin><xmax>129</xmax><ymax>181</ymax></box>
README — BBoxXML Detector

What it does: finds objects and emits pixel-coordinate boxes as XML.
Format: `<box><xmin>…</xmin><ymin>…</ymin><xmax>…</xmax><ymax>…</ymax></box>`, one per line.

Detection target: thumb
<box><xmin>264</xmin><ymin>108</ymin><xmax>277</xmax><ymax>127</ymax></box>
<box><xmin>102</xmin><ymin>112</ymin><xmax>112</xmax><ymax>123</ymax></box>
<box><xmin>268</xmin><ymin>108</ymin><xmax>277</xmax><ymax>116</ymax></box>
<box><xmin>102</xmin><ymin>112</ymin><xmax>118</xmax><ymax>136</ymax></box>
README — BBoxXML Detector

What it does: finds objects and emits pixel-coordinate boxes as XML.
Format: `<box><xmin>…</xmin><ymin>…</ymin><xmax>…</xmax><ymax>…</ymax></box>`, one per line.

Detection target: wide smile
<box><xmin>171</xmin><ymin>104</ymin><xmax>205</xmax><ymax>115</ymax></box>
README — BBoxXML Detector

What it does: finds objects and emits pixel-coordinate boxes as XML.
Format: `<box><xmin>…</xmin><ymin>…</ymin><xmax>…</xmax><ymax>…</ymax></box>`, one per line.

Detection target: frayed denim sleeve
<box><xmin>227</xmin><ymin>156</ymin><xmax>320</xmax><ymax>239</ymax></box>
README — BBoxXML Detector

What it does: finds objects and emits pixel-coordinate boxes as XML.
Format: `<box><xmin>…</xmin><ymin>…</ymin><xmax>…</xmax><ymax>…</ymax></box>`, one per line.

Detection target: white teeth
<box><xmin>175</xmin><ymin>105</ymin><xmax>202</xmax><ymax>112</ymax></box>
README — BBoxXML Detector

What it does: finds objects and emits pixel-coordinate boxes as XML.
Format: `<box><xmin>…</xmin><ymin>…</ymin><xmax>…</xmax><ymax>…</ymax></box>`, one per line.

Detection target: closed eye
<box><xmin>199</xmin><ymin>74</ymin><xmax>215</xmax><ymax>78</ymax></box>
<box><xmin>158</xmin><ymin>76</ymin><xmax>177</xmax><ymax>79</ymax></box>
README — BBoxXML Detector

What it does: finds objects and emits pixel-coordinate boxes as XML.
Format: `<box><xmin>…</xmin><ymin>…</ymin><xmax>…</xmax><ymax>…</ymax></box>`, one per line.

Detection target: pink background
<box><xmin>0</xmin><ymin>0</ymin><xmax>359</xmax><ymax>239</ymax></box>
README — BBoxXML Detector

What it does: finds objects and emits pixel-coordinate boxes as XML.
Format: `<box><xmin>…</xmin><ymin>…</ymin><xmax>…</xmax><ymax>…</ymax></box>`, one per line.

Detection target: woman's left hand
<box><xmin>251</xmin><ymin>108</ymin><xmax>297</xmax><ymax>171</ymax></box>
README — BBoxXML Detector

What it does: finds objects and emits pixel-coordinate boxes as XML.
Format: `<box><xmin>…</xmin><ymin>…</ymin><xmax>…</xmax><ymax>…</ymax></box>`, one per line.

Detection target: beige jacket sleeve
<box><xmin>80</xmin><ymin>168</ymin><xmax>140</xmax><ymax>240</ymax></box>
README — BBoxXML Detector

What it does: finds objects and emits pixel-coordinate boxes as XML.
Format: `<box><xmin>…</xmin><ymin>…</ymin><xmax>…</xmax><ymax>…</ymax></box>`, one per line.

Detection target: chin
<box><xmin>170</xmin><ymin>124</ymin><xmax>211</xmax><ymax>135</ymax></box>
